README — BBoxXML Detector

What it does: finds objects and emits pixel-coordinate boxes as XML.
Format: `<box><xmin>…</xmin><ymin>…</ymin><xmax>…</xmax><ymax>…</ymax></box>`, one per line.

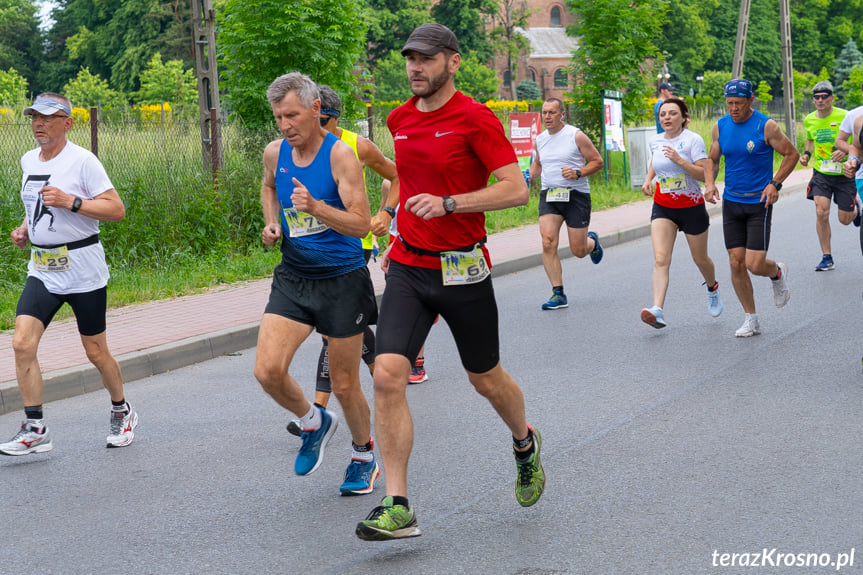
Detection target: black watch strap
<box><xmin>382</xmin><ymin>206</ymin><xmax>396</xmax><ymax>218</ymax></box>
<box><xmin>71</xmin><ymin>197</ymin><xmax>82</xmax><ymax>212</ymax></box>
<box><xmin>769</xmin><ymin>179</ymin><xmax>782</xmax><ymax>191</ymax></box>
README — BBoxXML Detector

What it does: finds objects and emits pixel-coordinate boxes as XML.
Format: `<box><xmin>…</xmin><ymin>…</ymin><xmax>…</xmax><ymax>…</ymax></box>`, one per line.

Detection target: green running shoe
<box><xmin>515</xmin><ymin>426</ymin><xmax>545</xmax><ymax>507</ymax></box>
<box><xmin>356</xmin><ymin>496</ymin><xmax>422</xmax><ymax>541</ymax></box>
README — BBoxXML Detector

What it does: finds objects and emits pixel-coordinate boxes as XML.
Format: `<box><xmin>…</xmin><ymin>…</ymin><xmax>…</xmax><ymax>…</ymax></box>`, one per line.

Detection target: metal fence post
<box><xmin>90</xmin><ymin>106</ymin><xmax>98</xmax><ymax>158</ymax></box>
<box><xmin>367</xmin><ymin>104</ymin><xmax>374</xmax><ymax>143</ymax></box>
<box><xmin>210</xmin><ymin>107</ymin><xmax>220</xmax><ymax>188</ymax></box>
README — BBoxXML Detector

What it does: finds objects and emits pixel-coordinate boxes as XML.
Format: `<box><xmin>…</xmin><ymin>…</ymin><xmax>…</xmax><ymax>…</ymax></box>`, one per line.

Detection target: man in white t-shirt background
<box><xmin>529</xmin><ymin>97</ymin><xmax>605</xmax><ymax>311</ymax></box>
<box><xmin>0</xmin><ymin>93</ymin><xmax>137</xmax><ymax>456</ymax></box>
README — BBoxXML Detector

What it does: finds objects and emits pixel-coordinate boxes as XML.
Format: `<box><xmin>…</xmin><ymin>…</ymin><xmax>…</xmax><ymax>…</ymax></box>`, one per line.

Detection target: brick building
<box><xmin>490</xmin><ymin>1</ymin><xmax>578</xmax><ymax>100</ymax></box>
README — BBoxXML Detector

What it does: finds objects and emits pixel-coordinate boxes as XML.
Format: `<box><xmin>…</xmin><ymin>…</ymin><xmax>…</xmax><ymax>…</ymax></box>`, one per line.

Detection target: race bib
<box><xmin>658</xmin><ymin>173</ymin><xmax>686</xmax><ymax>194</ymax></box>
<box><xmin>440</xmin><ymin>244</ymin><xmax>490</xmax><ymax>286</ymax></box>
<box><xmin>32</xmin><ymin>245</ymin><xmax>71</xmax><ymax>272</ymax></box>
<box><xmin>820</xmin><ymin>160</ymin><xmax>842</xmax><ymax>174</ymax></box>
<box><xmin>283</xmin><ymin>207</ymin><xmax>328</xmax><ymax>238</ymax></box>
<box><xmin>546</xmin><ymin>187</ymin><xmax>570</xmax><ymax>202</ymax></box>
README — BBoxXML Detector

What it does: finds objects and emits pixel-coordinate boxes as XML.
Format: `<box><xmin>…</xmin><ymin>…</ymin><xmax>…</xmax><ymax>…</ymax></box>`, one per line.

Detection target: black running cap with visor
<box><xmin>401</xmin><ymin>23</ymin><xmax>460</xmax><ymax>56</ymax></box>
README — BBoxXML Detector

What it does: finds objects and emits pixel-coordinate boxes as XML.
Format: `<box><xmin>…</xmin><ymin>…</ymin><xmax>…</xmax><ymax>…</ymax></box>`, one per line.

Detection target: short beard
<box><xmin>411</xmin><ymin>68</ymin><xmax>451</xmax><ymax>98</ymax></box>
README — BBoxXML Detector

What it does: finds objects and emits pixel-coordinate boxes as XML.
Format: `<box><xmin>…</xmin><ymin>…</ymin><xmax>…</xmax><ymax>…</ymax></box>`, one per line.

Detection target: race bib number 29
<box><xmin>32</xmin><ymin>246</ymin><xmax>71</xmax><ymax>272</ymax></box>
<box><xmin>440</xmin><ymin>245</ymin><xmax>490</xmax><ymax>286</ymax></box>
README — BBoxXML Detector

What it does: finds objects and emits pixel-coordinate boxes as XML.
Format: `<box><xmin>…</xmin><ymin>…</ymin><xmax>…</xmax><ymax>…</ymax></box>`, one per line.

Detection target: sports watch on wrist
<box><xmin>769</xmin><ymin>179</ymin><xmax>782</xmax><ymax>191</ymax></box>
<box><xmin>575</xmin><ymin>169</ymin><xmax>582</xmax><ymax>179</ymax></box>
<box><xmin>442</xmin><ymin>195</ymin><xmax>456</xmax><ymax>215</ymax></box>
<box><xmin>381</xmin><ymin>206</ymin><xmax>396</xmax><ymax>218</ymax></box>
<box><xmin>71</xmin><ymin>197</ymin><xmax>82</xmax><ymax>212</ymax></box>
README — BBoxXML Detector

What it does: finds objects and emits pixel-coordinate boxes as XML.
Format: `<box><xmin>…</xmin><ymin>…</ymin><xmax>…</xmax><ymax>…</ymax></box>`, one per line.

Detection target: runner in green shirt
<box><xmin>801</xmin><ymin>80</ymin><xmax>861</xmax><ymax>271</ymax></box>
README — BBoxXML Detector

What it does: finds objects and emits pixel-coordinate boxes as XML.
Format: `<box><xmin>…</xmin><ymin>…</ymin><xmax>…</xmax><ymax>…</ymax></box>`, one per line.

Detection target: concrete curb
<box><xmin>0</xmin><ymin>182</ymin><xmax>806</xmax><ymax>416</ymax></box>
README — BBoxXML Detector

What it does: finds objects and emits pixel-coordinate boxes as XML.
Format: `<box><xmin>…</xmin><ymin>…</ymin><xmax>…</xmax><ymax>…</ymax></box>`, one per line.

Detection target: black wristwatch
<box><xmin>575</xmin><ymin>169</ymin><xmax>582</xmax><ymax>180</ymax></box>
<box><xmin>71</xmin><ymin>197</ymin><xmax>82</xmax><ymax>212</ymax></box>
<box><xmin>769</xmin><ymin>179</ymin><xmax>782</xmax><ymax>191</ymax></box>
<box><xmin>381</xmin><ymin>206</ymin><xmax>396</xmax><ymax>218</ymax></box>
<box><xmin>442</xmin><ymin>195</ymin><xmax>456</xmax><ymax>215</ymax></box>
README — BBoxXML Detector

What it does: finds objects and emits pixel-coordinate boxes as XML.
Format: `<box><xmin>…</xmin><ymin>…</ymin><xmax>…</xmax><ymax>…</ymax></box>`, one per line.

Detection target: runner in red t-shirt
<box><xmin>355</xmin><ymin>23</ymin><xmax>546</xmax><ymax>542</ymax></box>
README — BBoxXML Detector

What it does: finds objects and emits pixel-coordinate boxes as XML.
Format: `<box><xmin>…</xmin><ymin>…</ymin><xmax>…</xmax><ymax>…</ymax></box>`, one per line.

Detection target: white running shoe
<box><xmin>707</xmin><ymin>285</ymin><xmax>723</xmax><ymax>318</ymax></box>
<box><xmin>107</xmin><ymin>406</ymin><xmax>138</xmax><ymax>448</ymax></box>
<box><xmin>0</xmin><ymin>420</ymin><xmax>53</xmax><ymax>456</ymax></box>
<box><xmin>735</xmin><ymin>316</ymin><xmax>761</xmax><ymax>337</ymax></box>
<box><xmin>772</xmin><ymin>263</ymin><xmax>790</xmax><ymax>308</ymax></box>
<box><xmin>640</xmin><ymin>305</ymin><xmax>667</xmax><ymax>329</ymax></box>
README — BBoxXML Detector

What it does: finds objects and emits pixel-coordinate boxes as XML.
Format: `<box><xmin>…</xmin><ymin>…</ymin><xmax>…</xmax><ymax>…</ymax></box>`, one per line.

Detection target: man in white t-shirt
<box><xmin>0</xmin><ymin>93</ymin><xmax>137</xmax><ymax>457</ymax></box>
<box><xmin>528</xmin><ymin>97</ymin><xmax>605</xmax><ymax>311</ymax></box>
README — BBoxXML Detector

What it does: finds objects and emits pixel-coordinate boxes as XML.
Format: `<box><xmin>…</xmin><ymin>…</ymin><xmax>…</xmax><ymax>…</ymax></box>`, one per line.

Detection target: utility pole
<box><xmin>731</xmin><ymin>0</ymin><xmax>750</xmax><ymax>79</ymax></box>
<box><xmin>191</xmin><ymin>0</ymin><xmax>221</xmax><ymax>172</ymax></box>
<box><xmin>779</xmin><ymin>0</ymin><xmax>796</xmax><ymax>142</ymax></box>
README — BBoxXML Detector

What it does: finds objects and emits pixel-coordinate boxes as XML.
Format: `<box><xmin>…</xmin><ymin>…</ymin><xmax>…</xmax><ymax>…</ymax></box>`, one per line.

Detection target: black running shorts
<box><xmin>651</xmin><ymin>202</ymin><xmax>710</xmax><ymax>236</ymax></box>
<box><xmin>539</xmin><ymin>189</ymin><xmax>592</xmax><ymax>228</ymax></box>
<box><xmin>806</xmin><ymin>170</ymin><xmax>858</xmax><ymax>212</ymax></box>
<box><xmin>722</xmin><ymin>200</ymin><xmax>772</xmax><ymax>251</ymax></box>
<box><xmin>16</xmin><ymin>276</ymin><xmax>108</xmax><ymax>336</ymax></box>
<box><xmin>376</xmin><ymin>260</ymin><xmax>500</xmax><ymax>374</ymax></box>
<box><xmin>264</xmin><ymin>264</ymin><xmax>377</xmax><ymax>338</ymax></box>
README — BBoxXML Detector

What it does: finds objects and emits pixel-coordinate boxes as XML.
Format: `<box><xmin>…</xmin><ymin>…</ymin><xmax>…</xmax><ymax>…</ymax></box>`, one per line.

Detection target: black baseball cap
<box><xmin>659</xmin><ymin>82</ymin><xmax>674</xmax><ymax>92</ymax></box>
<box><xmin>401</xmin><ymin>23</ymin><xmax>460</xmax><ymax>56</ymax></box>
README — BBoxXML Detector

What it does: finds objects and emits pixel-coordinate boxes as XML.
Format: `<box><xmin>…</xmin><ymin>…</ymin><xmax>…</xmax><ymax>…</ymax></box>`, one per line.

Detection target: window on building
<box><xmin>553</xmin><ymin>69</ymin><xmax>568</xmax><ymax>88</ymax></box>
<box><xmin>503</xmin><ymin>70</ymin><xmax>511</xmax><ymax>88</ymax></box>
<box><xmin>551</xmin><ymin>6</ymin><xmax>561</xmax><ymax>27</ymax></box>
<box><xmin>530</xmin><ymin>69</ymin><xmax>537</xmax><ymax>82</ymax></box>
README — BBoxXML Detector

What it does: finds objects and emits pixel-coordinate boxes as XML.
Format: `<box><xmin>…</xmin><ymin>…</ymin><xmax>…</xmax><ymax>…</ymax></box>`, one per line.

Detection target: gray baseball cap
<box><xmin>23</xmin><ymin>96</ymin><xmax>72</xmax><ymax>117</ymax></box>
<box><xmin>401</xmin><ymin>23</ymin><xmax>460</xmax><ymax>56</ymax></box>
<box><xmin>812</xmin><ymin>80</ymin><xmax>833</xmax><ymax>95</ymax></box>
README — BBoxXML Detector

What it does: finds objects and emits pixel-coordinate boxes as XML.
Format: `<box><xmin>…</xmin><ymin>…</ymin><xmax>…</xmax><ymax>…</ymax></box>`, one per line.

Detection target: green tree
<box><xmin>0</xmin><ymin>67</ymin><xmax>28</xmax><ymax>105</ymax></box>
<box><xmin>842</xmin><ymin>65</ymin><xmax>863</xmax><ymax>108</ymax></box>
<box><xmin>37</xmin><ymin>0</ymin><xmax>195</xmax><ymax>94</ymax></box>
<box><xmin>455</xmin><ymin>51</ymin><xmax>500</xmax><ymax>103</ymax></box>
<box><xmin>430</xmin><ymin>0</ymin><xmax>495</xmax><ymax>62</ymax></box>
<box><xmin>487</xmin><ymin>0</ymin><xmax>532</xmax><ymax>100</ymax></box>
<box><xmin>516</xmin><ymin>80</ymin><xmax>541</xmax><ymax>101</ymax></box>
<box><xmin>363</xmin><ymin>0</ymin><xmax>431</xmax><ymax>67</ymax></box>
<box><xmin>709</xmin><ymin>0</ymin><xmax>782</xmax><ymax>91</ymax></box>
<box><xmin>63</xmin><ymin>66</ymin><xmax>126</xmax><ymax>110</ymax></box>
<box><xmin>833</xmin><ymin>39</ymin><xmax>863</xmax><ymax>105</ymax></box>
<box><xmin>218</xmin><ymin>0</ymin><xmax>367</xmax><ymax>128</ymax></box>
<box><xmin>566</xmin><ymin>0</ymin><xmax>667</xmax><ymax>138</ymax></box>
<box><xmin>136</xmin><ymin>52</ymin><xmax>197</xmax><ymax>108</ymax></box>
<box><xmin>0</xmin><ymin>0</ymin><xmax>41</xmax><ymax>86</ymax></box>
<box><xmin>371</xmin><ymin>50</ymin><xmax>412</xmax><ymax>102</ymax></box>
<box><xmin>657</xmin><ymin>0</ymin><xmax>717</xmax><ymax>94</ymax></box>
<box><xmin>755</xmin><ymin>80</ymin><xmax>772</xmax><ymax>103</ymax></box>
<box><xmin>701</xmin><ymin>69</ymin><xmax>731</xmax><ymax>104</ymax></box>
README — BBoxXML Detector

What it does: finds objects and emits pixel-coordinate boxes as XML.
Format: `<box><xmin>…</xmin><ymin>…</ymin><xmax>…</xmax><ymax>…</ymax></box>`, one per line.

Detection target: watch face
<box><xmin>444</xmin><ymin>197</ymin><xmax>456</xmax><ymax>213</ymax></box>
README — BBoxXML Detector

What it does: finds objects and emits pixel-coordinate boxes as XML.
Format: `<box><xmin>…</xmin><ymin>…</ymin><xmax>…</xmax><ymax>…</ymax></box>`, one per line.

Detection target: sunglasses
<box><xmin>319</xmin><ymin>116</ymin><xmax>331</xmax><ymax>127</ymax></box>
<box><xmin>813</xmin><ymin>93</ymin><xmax>832</xmax><ymax>100</ymax></box>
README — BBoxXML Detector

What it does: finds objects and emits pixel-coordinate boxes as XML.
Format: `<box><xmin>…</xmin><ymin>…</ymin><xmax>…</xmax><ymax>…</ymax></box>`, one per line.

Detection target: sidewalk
<box><xmin>0</xmin><ymin>170</ymin><xmax>812</xmax><ymax>415</ymax></box>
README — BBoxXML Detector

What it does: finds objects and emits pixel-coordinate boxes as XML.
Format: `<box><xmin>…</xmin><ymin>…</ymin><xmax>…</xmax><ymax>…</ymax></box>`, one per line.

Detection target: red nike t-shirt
<box><xmin>387</xmin><ymin>91</ymin><xmax>517</xmax><ymax>269</ymax></box>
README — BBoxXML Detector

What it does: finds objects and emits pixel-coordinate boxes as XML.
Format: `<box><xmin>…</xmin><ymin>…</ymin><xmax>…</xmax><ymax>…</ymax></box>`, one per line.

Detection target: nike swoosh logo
<box><xmin>436</xmin><ymin>131</ymin><xmax>454</xmax><ymax>137</ymax></box>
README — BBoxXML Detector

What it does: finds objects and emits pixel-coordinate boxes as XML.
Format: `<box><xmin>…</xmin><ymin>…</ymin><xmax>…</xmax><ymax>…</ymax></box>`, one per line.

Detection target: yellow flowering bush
<box><xmin>134</xmin><ymin>102</ymin><xmax>173</xmax><ymax>126</ymax></box>
<box><xmin>0</xmin><ymin>107</ymin><xmax>15</xmax><ymax>124</ymax></box>
<box><xmin>71</xmin><ymin>107</ymin><xmax>90</xmax><ymax>124</ymax></box>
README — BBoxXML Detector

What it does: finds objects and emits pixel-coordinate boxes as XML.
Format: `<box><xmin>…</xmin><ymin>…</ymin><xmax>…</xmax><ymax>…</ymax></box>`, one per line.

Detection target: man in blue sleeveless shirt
<box><xmin>704</xmin><ymin>79</ymin><xmax>799</xmax><ymax>337</ymax></box>
<box><xmin>254</xmin><ymin>72</ymin><xmax>380</xmax><ymax>495</ymax></box>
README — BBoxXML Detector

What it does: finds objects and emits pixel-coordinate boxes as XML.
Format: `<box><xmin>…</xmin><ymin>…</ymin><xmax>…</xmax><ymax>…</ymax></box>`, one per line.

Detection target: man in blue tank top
<box><xmin>704</xmin><ymin>79</ymin><xmax>799</xmax><ymax>337</ymax></box>
<box><xmin>254</xmin><ymin>72</ymin><xmax>380</xmax><ymax>496</ymax></box>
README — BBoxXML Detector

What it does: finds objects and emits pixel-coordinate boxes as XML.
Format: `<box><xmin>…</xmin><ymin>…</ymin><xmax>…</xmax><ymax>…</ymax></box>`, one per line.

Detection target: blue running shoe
<box><xmin>294</xmin><ymin>407</ymin><xmax>338</xmax><ymax>476</ymax></box>
<box><xmin>815</xmin><ymin>254</ymin><xmax>834</xmax><ymax>271</ymax></box>
<box><xmin>587</xmin><ymin>231</ymin><xmax>603</xmax><ymax>264</ymax></box>
<box><xmin>541</xmin><ymin>291</ymin><xmax>568</xmax><ymax>310</ymax></box>
<box><xmin>340</xmin><ymin>455</ymin><xmax>380</xmax><ymax>495</ymax></box>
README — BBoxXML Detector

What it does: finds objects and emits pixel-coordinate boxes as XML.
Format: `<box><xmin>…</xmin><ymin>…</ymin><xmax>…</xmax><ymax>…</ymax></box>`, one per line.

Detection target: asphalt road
<box><xmin>2</xmin><ymin>191</ymin><xmax>862</xmax><ymax>575</ymax></box>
